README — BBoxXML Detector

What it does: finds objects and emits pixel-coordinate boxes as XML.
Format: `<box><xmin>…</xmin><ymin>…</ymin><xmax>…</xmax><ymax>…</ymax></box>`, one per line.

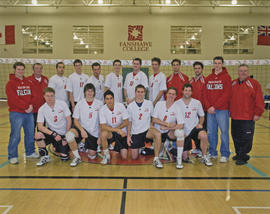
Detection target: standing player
<box><xmin>124</xmin><ymin>58</ymin><xmax>148</xmax><ymax>104</ymax></box>
<box><xmin>176</xmin><ymin>84</ymin><xmax>213</xmax><ymax>166</ymax></box>
<box><xmin>204</xmin><ymin>56</ymin><xmax>232</xmax><ymax>163</ymax></box>
<box><xmin>87</xmin><ymin>62</ymin><xmax>104</xmax><ymax>102</ymax></box>
<box><xmin>104</xmin><ymin>59</ymin><xmax>123</xmax><ymax>103</ymax></box>
<box><xmin>35</xmin><ymin>87</ymin><xmax>71</xmax><ymax>166</ymax></box>
<box><xmin>127</xmin><ymin>85</ymin><xmax>162</xmax><ymax>168</ymax></box>
<box><xmin>152</xmin><ymin>87</ymin><xmax>185</xmax><ymax>169</ymax></box>
<box><xmin>230</xmin><ymin>64</ymin><xmax>264</xmax><ymax>165</ymax></box>
<box><xmin>166</xmin><ymin>59</ymin><xmax>189</xmax><ymax>101</ymax></box>
<box><xmin>65</xmin><ymin>83</ymin><xmax>103</xmax><ymax>166</ymax></box>
<box><xmin>149</xmin><ymin>57</ymin><xmax>167</xmax><ymax>106</ymax></box>
<box><xmin>66</xmin><ymin>59</ymin><xmax>89</xmax><ymax>112</ymax></box>
<box><xmin>48</xmin><ymin>62</ymin><xmax>69</xmax><ymax>106</ymax></box>
<box><xmin>99</xmin><ymin>90</ymin><xmax>129</xmax><ymax>164</ymax></box>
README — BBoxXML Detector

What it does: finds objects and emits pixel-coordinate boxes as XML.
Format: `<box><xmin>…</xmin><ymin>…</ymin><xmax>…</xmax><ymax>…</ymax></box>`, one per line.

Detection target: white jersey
<box><xmin>175</xmin><ymin>98</ymin><xmax>204</xmax><ymax>136</ymax></box>
<box><xmin>99</xmin><ymin>102</ymin><xmax>128</xmax><ymax>133</ymax></box>
<box><xmin>124</xmin><ymin>71</ymin><xmax>148</xmax><ymax>100</ymax></box>
<box><xmin>87</xmin><ymin>75</ymin><xmax>105</xmax><ymax>102</ymax></box>
<box><xmin>104</xmin><ymin>72</ymin><xmax>123</xmax><ymax>103</ymax></box>
<box><xmin>127</xmin><ymin>99</ymin><xmax>153</xmax><ymax>135</ymax></box>
<box><xmin>37</xmin><ymin>100</ymin><xmax>71</xmax><ymax>135</ymax></box>
<box><xmin>152</xmin><ymin>101</ymin><xmax>184</xmax><ymax>133</ymax></box>
<box><xmin>48</xmin><ymin>74</ymin><xmax>69</xmax><ymax>106</ymax></box>
<box><xmin>66</xmin><ymin>72</ymin><xmax>89</xmax><ymax>103</ymax></box>
<box><xmin>72</xmin><ymin>98</ymin><xmax>103</xmax><ymax>138</ymax></box>
<box><xmin>149</xmin><ymin>72</ymin><xmax>167</xmax><ymax>103</ymax></box>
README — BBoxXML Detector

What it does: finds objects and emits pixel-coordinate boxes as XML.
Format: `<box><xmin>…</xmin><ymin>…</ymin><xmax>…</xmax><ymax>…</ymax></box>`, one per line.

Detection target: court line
<box><xmin>0</xmin><ymin>205</ymin><xmax>13</xmax><ymax>214</ymax></box>
<box><xmin>0</xmin><ymin>122</ymin><xmax>8</xmax><ymax>127</ymax></box>
<box><xmin>252</xmin><ymin>156</ymin><xmax>270</xmax><ymax>158</ymax></box>
<box><xmin>0</xmin><ymin>161</ymin><xmax>9</xmax><ymax>169</ymax></box>
<box><xmin>0</xmin><ymin>155</ymin><xmax>8</xmax><ymax>157</ymax></box>
<box><xmin>246</xmin><ymin>163</ymin><xmax>270</xmax><ymax>182</ymax></box>
<box><xmin>256</xmin><ymin>123</ymin><xmax>270</xmax><ymax>129</ymax></box>
<box><xmin>120</xmin><ymin>178</ymin><xmax>127</xmax><ymax>214</ymax></box>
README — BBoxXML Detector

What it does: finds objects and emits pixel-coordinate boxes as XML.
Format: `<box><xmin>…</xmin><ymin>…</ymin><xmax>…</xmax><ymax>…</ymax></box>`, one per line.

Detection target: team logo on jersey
<box><xmin>144</xmin><ymin>108</ymin><xmax>149</xmax><ymax>112</ymax></box>
<box><xmin>170</xmin><ymin>112</ymin><xmax>175</xmax><ymax>116</ymax></box>
<box><xmin>129</xmin><ymin>81</ymin><xmax>134</xmax><ymax>86</ymax></box>
<box><xmin>16</xmin><ymin>89</ymin><xmax>31</xmax><ymax>96</ymax></box>
<box><xmin>128</xmin><ymin>25</ymin><xmax>143</xmax><ymax>41</ymax></box>
<box><xmin>58</xmin><ymin>110</ymin><xmax>63</xmax><ymax>113</ymax></box>
<box><xmin>207</xmin><ymin>83</ymin><xmax>223</xmax><ymax>90</ymax></box>
<box><xmin>116</xmin><ymin>111</ymin><xmax>122</xmax><ymax>115</ymax></box>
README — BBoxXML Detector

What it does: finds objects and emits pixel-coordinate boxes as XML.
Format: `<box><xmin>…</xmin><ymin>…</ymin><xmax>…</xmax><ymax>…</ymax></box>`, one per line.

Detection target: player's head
<box><xmin>56</xmin><ymin>62</ymin><xmax>65</xmax><ymax>76</ymax></box>
<box><xmin>132</xmin><ymin>58</ymin><xmax>142</xmax><ymax>72</ymax></box>
<box><xmin>113</xmin><ymin>59</ymin><xmax>122</xmax><ymax>73</ymax></box>
<box><xmin>193</xmin><ymin>61</ymin><xmax>204</xmax><ymax>77</ymax></box>
<box><xmin>32</xmin><ymin>63</ymin><xmax>43</xmax><ymax>76</ymax></box>
<box><xmin>213</xmin><ymin>56</ymin><xmax>224</xmax><ymax>71</ymax></box>
<box><xmin>166</xmin><ymin>87</ymin><xmax>177</xmax><ymax>102</ymax></box>
<box><xmin>151</xmin><ymin>57</ymin><xmax>161</xmax><ymax>72</ymax></box>
<box><xmin>73</xmin><ymin>59</ymin><xmax>82</xmax><ymax>73</ymax></box>
<box><xmin>182</xmin><ymin>83</ymin><xmax>193</xmax><ymax>99</ymax></box>
<box><xmin>171</xmin><ymin>59</ymin><xmax>181</xmax><ymax>72</ymax></box>
<box><xmin>92</xmin><ymin>62</ymin><xmax>101</xmax><ymax>77</ymax></box>
<box><xmin>43</xmin><ymin>87</ymin><xmax>55</xmax><ymax>103</ymax></box>
<box><xmin>84</xmin><ymin>83</ymin><xmax>95</xmax><ymax>98</ymax></box>
<box><xmin>13</xmin><ymin>62</ymin><xmax>25</xmax><ymax>78</ymax></box>
<box><xmin>135</xmin><ymin>84</ymin><xmax>146</xmax><ymax>101</ymax></box>
<box><xmin>104</xmin><ymin>90</ymin><xmax>114</xmax><ymax>107</ymax></box>
<box><xmin>238</xmin><ymin>64</ymin><xmax>249</xmax><ymax>81</ymax></box>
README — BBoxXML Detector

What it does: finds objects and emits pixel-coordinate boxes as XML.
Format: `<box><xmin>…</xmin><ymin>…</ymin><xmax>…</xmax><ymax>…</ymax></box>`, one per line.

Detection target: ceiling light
<box><xmin>34</xmin><ymin>35</ymin><xmax>38</xmax><ymax>40</ymax></box>
<box><xmin>165</xmin><ymin>0</ymin><xmax>170</xmax><ymax>4</ymax></box>
<box><xmin>73</xmin><ymin>34</ymin><xmax>78</xmax><ymax>40</ymax></box>
<box><xmin>232</xmin><ymin>0</ymin><xmax>237</xmax><ymax>5</ymax></box>
<box><xmin>191</xmin><ymin>35</ymin><xmax>196</xmax><ymax>40</ymax></box>
<box><xmin>32</xmin><ymin>0</ymin><xmax>37</xmax><ymax>5</ymax></box>
<box><xmin>80</xmin><ymin>40</ymin><xmax>84</xmax><ymax>45</ymax></box>
<box><xmin>98</xmin><ymin>0</ymin><xmax>103</xmax><ymax>4</ymax></box>
<box><xmin>85</xmin><ymin>45</ymin><xmax>89</xmax><ymax>48</ymax></box>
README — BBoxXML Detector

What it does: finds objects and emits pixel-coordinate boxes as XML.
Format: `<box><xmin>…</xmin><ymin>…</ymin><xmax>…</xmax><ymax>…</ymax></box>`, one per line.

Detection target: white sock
<box><xmin>72</xmin><ymin>150</ymin><xmax>80</xmax><ymax>159</ymax></box>
<box><xmin>104</xmin><ymin>149</ymin><xmax>109</xmax><ymax>156</ymax></box>
<box><xmin>154</xmin><ymin>156</ymin><xmax>159</xmax><ymax>161</ymax></box>
<box><xmin>177</xmin><ymin>147</ymin><xmax>183</xmax><ymax>160</ymax></box>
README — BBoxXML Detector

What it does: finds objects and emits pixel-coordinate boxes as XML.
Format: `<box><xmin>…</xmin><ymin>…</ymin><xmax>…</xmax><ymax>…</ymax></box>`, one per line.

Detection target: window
<box><xmin>223</xmin><ymin>26</ymin><xmax>254</xmax><ymax>54</ymax></box>
<box><xmin>72</xmin><ymin>25</ymin><xmax>104</xmax><ymax>54</ymax></box>
<box><xmin>22</xmin><ymin>25</ymin><xmax>53</xmax><ymax>54</ymax></box>
<box><xmin>171</xmin><ymin>26</ymin><xmax>202</xmax><ymax>54</ymax></box>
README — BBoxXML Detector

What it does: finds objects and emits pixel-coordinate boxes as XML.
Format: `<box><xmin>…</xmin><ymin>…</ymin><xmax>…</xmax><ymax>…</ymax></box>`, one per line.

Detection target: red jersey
<box><xmin>166</xmin><ymin>72</ymin><xmax>189</xmax><ymax>100</ymax></box>
<box><xmin>26</xmin><ymin>74</ymin><xmax>48</xmax><ymax>113</ymax></box>
<box><xmin>190</xmin><ymin>75</ymin><xmax>206</xmax><ymax>111</ymax></box>
<box><xmin>6</xmin><ymin>74</ymin><xmax>33</xmax><ymax>113</ymax></box>
<box><xmin>230</xmin><ymin>77</ymin><xmax>264</xmax><ymax>120</ymax></box>
<box><xmin>204</xmin><ymin>67</ymin><xmax>232</xmax><ymax>110</ymax></box>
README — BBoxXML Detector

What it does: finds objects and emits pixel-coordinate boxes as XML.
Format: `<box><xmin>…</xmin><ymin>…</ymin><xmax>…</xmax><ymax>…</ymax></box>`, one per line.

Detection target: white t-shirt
<box><xmin>175</xmin><ymin>98</ymin><xmax>204</xmax><ymax>136</ymax></box>
<box><xmin>87</xmin><ymin>75</ymin><xmax>105</xmax><ymax>102</ymax></box>
<box><xmin>48</xmin><ymin>74</ymin><xmax>69</xmax><ymax>106</ymax></box>
<box><xmin>37</xmin><ymin>100</ymin><xmax>71</xmax><ymax>135</ymax></box>
<box><xmin>127</xmin><ymin>99</ymin><xmax>153</xmax><ymax>135</ymax></box>
<box><xmin>149</xmin><ymin>72</ymin><xmax>167</xmax><ymax>103</ymax></box>
<box><xmin>66</xmin><ymin>72</ymin><xmax>89</xmax><ymax>103</ymax></box>
<box><xmin>124</xmin><ymin>71</ymin><xmax>148</xmax><ymax>100</ymax></box>
<box><xmin>266</xmin><ymin>83</ymin><xmax>270</xmax><ymax>90</ymax></box>
<box><xmin>104</xmin><ymin>72</ymin><xmax>123</xmax><ymax>103</ymax></box>
<box><xmin>99</xmin><ymin>102</ymin><xmax>128</xmax><ymax>133</ymax></box>
<box><xmin>152</xmin><ymin>101</ymin><xmax>184</xmax><ymax>133</ymax></box>
<box><xmin>72</xmin><ymin>98</ymin><xmax>103</xmax><ymax>138</ymax></box>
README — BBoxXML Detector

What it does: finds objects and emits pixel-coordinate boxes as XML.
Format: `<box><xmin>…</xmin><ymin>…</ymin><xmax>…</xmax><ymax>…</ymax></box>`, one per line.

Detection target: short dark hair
<box><xmin>92</xmin><ymin>62</ymin><xmax>101</xmax><ymax>70</ymax></box>
<box><xmin>133</xmin><ymin>58</ymin><xmax>142</xmax><ymax>65</ymax></box>
<box><xmin>151</xmin><ymin>57</ymin><xmax>161</xmax><ymax>65</ymax></box>
<box><xmin>32</xmin><ymin>63</ymin><xmax>43</xmax><ymax>70</ymax></box>
<box><xmin>135</xmin><ymin>84</ymin><xmax>145</xmax><ymax>92</ymax></box>
<box><xmin>113</xmin><ymin>59</ymin><xmax>121</xmax><ymax>66</ymax></box>
<box><xmin>104</xmin><ymin>90</ymin><xmax>114</xmax><ymax>99</ymax></box>
<box><xmin>56</xmin><ymin>62</ymin><xmax>64</xmax><ymax>69</ymax></box>
<box><xmin>43</xmin><ymin>87</ymin><xmax>55</xmax><ymax>95</ymax></box>
<box><xmin>13</xmin><ymin>62</ymin><xmax>25</xmax><ymax>70</ymax></box>
<box><xmin>171</xmin><ymin>59</ymin><xmax>181</xmax><ymax>66</ymax></box>
<box><xmin>182</xmin><ymin>83</ymin><xmax>193</xmax><ymax>91</ymax></box>
<box><xmin>213</xmin><ymin>56</ymin><xmax>224</xmax><ymax>64</ymax></box>
<box><xmin>73</xmin><ymin>59</ymin><xmax>82</xmax><ymax>66</ymax></box>
<box><xmin>193</xmin><ymin>61</ymin><xmax>204</xmax><ymax>69</ymax></box>
<box><xmin>84</xmin><ymin>83</ymin><xmax>95</xmax><ymax>96</ymax></box>
<box><xmin>238</xmin><ymin>63</ymin><xmax>249</xmax><ymax>69</ymax></box>
<box><xmin>167</xmin><ymin>87</ymin><xmax>178</xmax><ymax>95</ymax></box>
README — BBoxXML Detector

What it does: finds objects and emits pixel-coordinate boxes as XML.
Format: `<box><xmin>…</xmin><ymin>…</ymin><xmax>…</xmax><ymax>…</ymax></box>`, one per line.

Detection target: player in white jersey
<box><xmin>127</xmin><ymin>84</ymin><xmax>162</xmax><ymax>166</ymax></box>
<box><xmin>152</xmin><ymin>87</ymin><xmax>185</xmax><ymax>169</ymax></box>
<box><xmin>99</xmin><ymin>90</ymin><xmax>129</xmax><ymax>164</ymax></box>
<box><xmin>175</xmin><ymin>83</ymin><xmax>213</xmax><ymax>166</ymax></box>
<box><xmin>48</xmin><ymin>62</ymin><xmax>69</xmax><ymax>106</ymax></box>
<box><xmin>34</xmin><ymin>87</ymin><xmax>72</xmax><ymax>166</ymax></box>
<box><xmin>65</xmin><ymin>83</ymin><xmax>103</xmax><ymax>166</ymax></box>
<box><xmin>87</xmin><ymin>62</ymin><xmax>104</xmax><ymax>102</ymax></box>
<box><xmin>124</xmin><ymin>58</ymin><xmax>148</xmax><ymax>104</ymax></box>
<box><xmin>149</xmin><ymin>57</ymin><xmax>167</xmax><ymax>106</ymax></box>
<box><xmin>66</xmin><ymin>59</ymin><xmax>89</xmax><ymax>112</ymax></box>
<box><xmin>104</xmin><ymin>59</ymin><xmax>123</xmax><ymax>103</ymax></box>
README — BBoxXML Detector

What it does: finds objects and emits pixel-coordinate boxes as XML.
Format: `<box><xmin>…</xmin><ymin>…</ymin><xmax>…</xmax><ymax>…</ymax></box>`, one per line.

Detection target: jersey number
<box><xmin>138</xmin><ymin>113</ymin><xmax>143</xmax><ymax>120</ymax></box>
<box><xmin>163</xmin><ymin>115</ymin><xmax>168</xmax><ymax>121</ymax></box>
<box><xmin>54</xmin><ymin>115</ymin><xmax>58</xmax><ymax>122</ymax></box>
<box><xmin>80</xmin><ymin>82</ymin><xmax>84</xmax><ymax>87</ymax></box>
<box><xmin>185</xmin><ymin>112</ymin><xmax>191</xmax><ymax>119</ymax></box>
<box><xmin>89</xmin><ymin>112</ymin><xmax>93</xmax><ymax>119</ymax></box>
<box><xmin>112</xmin><ymin>117</ymin><xmax>117</xmax><ymax>124</ymax></box>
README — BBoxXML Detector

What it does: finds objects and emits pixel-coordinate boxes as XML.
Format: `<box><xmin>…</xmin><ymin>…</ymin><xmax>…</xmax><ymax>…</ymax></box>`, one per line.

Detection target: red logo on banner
<box><xmin>128</xmin><ymin>25</ymin><xmax>143</xmax><ymax>41</ymax></box>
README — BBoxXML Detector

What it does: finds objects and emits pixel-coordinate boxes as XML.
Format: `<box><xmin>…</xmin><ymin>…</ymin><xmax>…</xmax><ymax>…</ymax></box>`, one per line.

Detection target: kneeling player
<box><xmin>127</xmin><ymin>85</ymin><xmax>162</xmax><ymax>168</ymax></box>
<box><xmin>152</xmin><ymin>87</ymin><xmax>185</xmax><ymax>169</ymax></box>
<box><xmin>99</xmin><ymin>90</ymin><xmax>129</xmax><ymax>164</ymax></box>
<box><xmin>176</xmin><ymin>83</ymin><xmax>212</xmax><ymax>166</ymax></box>
<box><xmin>65</xmin><ymin>83</ymin><xmax>103</xmax><ymax>166</ymax></box>
<box><xmin>35</xmin><ymin>87</ymin><xmax>72</xmax><ymax>166</ymax></box>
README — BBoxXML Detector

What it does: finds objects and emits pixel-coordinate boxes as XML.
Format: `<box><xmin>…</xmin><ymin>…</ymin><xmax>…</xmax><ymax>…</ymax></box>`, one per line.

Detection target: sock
<box><xmin>72</xmin><ymin>149</ymin><xmax>80</xmax><ymax>159</ymax></box>
<box><xmin>177</xmin><ymin>147</ymin><xmax>183</xmax><ymax>160</ymax></box>
<box><xmin>38</xmin><ymin>148</ymin><xmax>48</xmax><ymax>156</ymax></box>
<box><xmin>154</xmin><ymin>156</ymin><xmax>159</xmax><ymax>161</ymax></box>
<box><xmin>104</xmin><ymin>149</ymin><xmax>109</xmax><ymax>156</ymax></box>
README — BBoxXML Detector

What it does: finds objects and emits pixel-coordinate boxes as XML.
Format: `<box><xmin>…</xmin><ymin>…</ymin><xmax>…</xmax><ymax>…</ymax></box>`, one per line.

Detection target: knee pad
<box><xmin>65</xmin><ymin>131</ymin><xmax>75</xmax><ymax>144</ymax></box>
<box><xmin>174</xmin><ymin>129</ymin><xmax>184</xmax><ymax>141</ymax></box>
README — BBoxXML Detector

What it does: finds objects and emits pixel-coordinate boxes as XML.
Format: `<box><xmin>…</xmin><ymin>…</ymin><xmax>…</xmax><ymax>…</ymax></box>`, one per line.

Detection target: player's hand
<box><xmin>117</xmin><ymin>129</ymin><xmax>126</xmax><ymax>137</ymax></box>
<box><xmin>127</xmin><ymin>135</ymin><xmax>132</xmax><ymax>146</ymax></box>
<box><xmin>167</xmin><ymin>123</ymin><xmax>176</xmax><ymax>128</ymax></box>
<box><xmin>97</xmin><ymin>137</ymin><xmax>101</xmax><ymax>145</ymax></box>
<box><xmin>207</xmin><ymin>106</ymin><xmax>215</xmax><ymax>114</ymax></box>
<box><xmin>62</xmin><ymin>137</ymin><xmax>68</xmax><ymax>146</ymax></box>
<box><xmin>160</xmin><ymin>126</ymin><xmax>168</xmax><ymax>130</ymax></box>
<box><xmin>253</xmin><ymin>115</ymin><xmax>260</xmax><ymax>121</ymax></box>
<box><xmin>196</xmin><ymin>124</ymin><xmax>203</xmax><ymax>129</ymax></box>
<box><xmin>55</xmin><ymin>135</ymin><xmax>62</xmax><ymax>142</ymax></box>
<box><xmin>81</xmin><ymin>129</ymin><xmax>88</xmax><ymax>139</ymax></box>
<box><xmin>25</xmin><ymin>105</ymin><xmax>33</xmax><ymax>113</ymax></box>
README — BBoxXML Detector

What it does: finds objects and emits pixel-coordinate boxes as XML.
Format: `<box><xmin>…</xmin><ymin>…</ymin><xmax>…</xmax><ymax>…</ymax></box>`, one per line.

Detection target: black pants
<box><xmin>231</xmin><ymin>119</ymin><xmax>255</xmax><ymax>161</ymax></box>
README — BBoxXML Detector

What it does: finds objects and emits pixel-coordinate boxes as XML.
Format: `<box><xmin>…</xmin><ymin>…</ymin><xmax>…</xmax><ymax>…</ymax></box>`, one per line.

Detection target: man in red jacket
<box><xmin>26</xmin><ymin>63</ymin><xmax>48</xmax><ymax>130</ymax></box>
<box><xmin>6</xmin><ymin>62</ymin><xmax>39</xmax><ymax>164</ymax></box>
<box><xmin>205</xmin><ymin>56</ymin><xmax>231</xmax><ymax>163</ymax></box>
<box><xmin>230</xmin><ymin>64</ymin><xmax>264</xmax><ymax>165</ymax></box>
<box><xmin>166</xmin><ymin>59</ymin><xmax>189</xmax><ymax>101</ymax></box>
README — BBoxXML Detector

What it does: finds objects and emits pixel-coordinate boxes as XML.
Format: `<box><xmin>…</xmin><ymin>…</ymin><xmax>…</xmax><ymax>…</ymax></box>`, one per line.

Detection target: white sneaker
<box><xmin>153</xmin><ymin>158</ymin><xmax>163</xmax><ymax>169</ymax></box>
<box><xmin>26</xmin><ymin>152</ymin><xmax>39</xmax><ymax>159</ymax></box>
<box><xmin>97</xmin><ymin>145</ymin><xmax>101</xmax><ymax>153</ymax></box>
<box><xmin>109</xmin><ymin>144</ymin><xmax>114</xmax><ymax>151</ymax></box>
<box><xmin>176</xmin><ymin>158</ymin><xmax>184</xmax><ymax>169</ymax></box>
<box><xmin>220</xmin><ymin>156</ymin><xmax>228</xmax><ymax>163</ymax></box>
<box><xmin>70</xmin><ymin>157</ymin><xmax>81</xmax><ymax>167</ymax></box>
<box><xmin>36</xmin><ymin>156</ymin><xmax>51</xmax><ymax>166</ymax></box>
<box><xmin>9</xmin><ymin>158</ymin><xmax>18</xmax><ymax>164</ymax></box>
<box><xmin>78</xmin><ymin>141</ymin><xmax>86</xmax><ymax>152</ymax></box>
<box><xmin>208</xmin><ymin>153</ymin><xmax>218</xmax><ymax>159</ymax></box>
<box><xmin>100</xmin><ymin>155</ymin><xmax>110</xmax><ymax>165</ymax></box>
<box><xmin>201</xmin><ymin>156</ymin><xmax>213</xmax><ymax>166</ymax></box>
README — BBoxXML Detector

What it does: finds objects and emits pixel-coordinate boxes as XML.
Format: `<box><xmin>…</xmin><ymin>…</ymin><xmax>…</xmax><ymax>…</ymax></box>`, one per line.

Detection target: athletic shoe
<box><xmin>220</xmin><ymin>156</ymin><xmax>228</xmax><ymax>163</ymax></box>
<box><xmin>232</xmin><ymin>155</ymin><xmax>238</xmax><ymax>161</ymax></box>
<box><xmin>70</xmin><ymin>157</ymin><xmax>82</xmax><ymax>167</ymax></box>
<box><xmin>78</xmin><ymin>141</ymin><xmax>86</xmax><ymax>152</ymax></box>
<box><xmin>26</xmin><ymin>152</ymin><xmax>39</xmax><ymax>159</ymax></box>
<box><xmin>109</xmin><ymin>144</ymin><xmax>114</xmax><ymax>151</ymax></box>
<box><xmin>236</xmin><ymin>159</ymin><xmax>247</xmax><ymax>165</ymax></box>
<box><xmin>97</xmin><ymin>145</ymin><xmax>101</xmax><ymax>153</ymax></box>
<box><xmin>208</xmin><ymin>153</ymin><xmax>218</xmax><ymax>159</ymax></box>
<box><xmin>182</xmin><ymin>157</ymin><xmax>193</xmax><ymax>163</ymax></box>
<box><xmin>100</xmin><ymin>155</ymin><xmax>110</xmax><ymax>165</ymax></box>
<box><xmin>36</xmin><ymin>156</ymin><xmax>51</xmax><ymax>166</ymax></box>
<box><xmin>9</xmin><ymin>158</ymin><xmax>18</xmax><ymax>164</ymax></box>
<box><xmin>153</xmin><ymin>158</ymin><xmax>163</xmax><ymax>169</ymax></box>
<box><xmin>201</xmin><ymin>156</ymin><xmax>213</xmax><ymax>166</ymax></box>
<box><xmin>176</xmin><ymin>158</ymin><xmax>184</xmax><ymax>169</ymax></box>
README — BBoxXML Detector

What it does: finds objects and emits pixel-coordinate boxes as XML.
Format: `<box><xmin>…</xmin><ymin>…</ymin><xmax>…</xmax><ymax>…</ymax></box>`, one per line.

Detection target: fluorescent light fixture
<box><xmin>85</xmin><ymin>45</ymin><xmax>89</xmax><ymax>48</ymax></box>
<box><xmin>165</xmin><ymin>0</ymin><xmax>170</xmax><ymax>4</ymax></box>
<box><xmin>45</xmin><ymin>41</ymin><xmax>50</xmax><ymax>45</ymax></box>
<box><xmin>232</xmin><ymin>0</ymin><xmax>237</xmax><ymax>5</ymax></box>
<box><xmin>191</xmin><ymin>35</ymin><xmax>196</xmax><ymax>40</ymax></box>
<box><xmin>34</xmin><ymin>35</ymin><xmax>38</xmax><ymax>40</ymax></box>
<box><xmin>73</xmin><ymin>34</ymin><xmax>78</xmax><ymax>40</ymax></box>
<box><xmin>80</xmin><ymin>40</ymin><xmax>84</xmax><ymax>45</ymax></box>
<box><xmin>32</xmin><ymin>0</ymin><xmax>37</xmax><ymax>5</ymax></box>
<box><xmin>98</xmin><ymin>0</ymin><xmax>103</xmax><ymax>4</ymax></box>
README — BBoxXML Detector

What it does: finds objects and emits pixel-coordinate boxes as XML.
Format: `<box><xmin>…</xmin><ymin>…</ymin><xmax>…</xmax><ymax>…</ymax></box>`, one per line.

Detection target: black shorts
<box><xmin>184</xmin><ymin>127</ymin><xmax>205</xmax><ymax>151</ymax></box>
<box><xmin>42</xmin><ymin>132</ymin><xmax>69</xmax><ymax>154</ymax></box>
<box><xmin>131</xmin><ymin>130</ymin><xmax>148</xmax><ymax>149</ymax></box>
<box><xmin>108</xmin><ymin>132</ymin><xmax>128</xmax><ymax>152</ymax></box>
<box><xmin>74</xmin><ymin>127</ymin><xmax>98</xmax><ymax>151</ymax></box>
<box><xmin>161</xmin><ymin>132</ymin><xmax>175</xmax><ymax>143</ymax></box>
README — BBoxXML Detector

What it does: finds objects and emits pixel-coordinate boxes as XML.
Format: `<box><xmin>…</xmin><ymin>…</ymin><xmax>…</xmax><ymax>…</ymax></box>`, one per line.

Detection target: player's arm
<box><xmin>153</xmin><ymin>90</ymin><xmax>165</xmax><ymax>106</ymax></box>
<box><xmin>65</xmin><ymin>116</ymin><xmax>72</xmax><ymax>132</ymax></box>
<box><xmin>127</xmin><ymin>121</ymin><xmax>132</xmax><ymax>146</ymax></box>
<box><xmin>74</xmin><ymin>118</ymin><xmax>88</xmax><ymax>138</ymax></box>
<box><xmin>68</xmin><ymin>91</ymin><xmax>75</xmax><ymax>112</ymax></box>
<box><xmin>152</xmin><ymin>117</ymin><xmax>169</xmax><ymax>127</ymax></box>
<box><xmin>196</xmin><ymin>116</ymin><xmax>204</xmax><ymax>129</ymax></box>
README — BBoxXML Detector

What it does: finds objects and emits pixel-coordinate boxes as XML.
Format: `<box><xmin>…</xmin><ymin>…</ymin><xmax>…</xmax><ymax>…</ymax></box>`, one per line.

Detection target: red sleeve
<box><xmin>213</xmin><ymin>75</ymin><xmax>232</xmax><ymax>109</ymax></box>
<box><xmin>254</xmin><ymin>81</ymin><xmax>265</xmax><ymax>116</ymax></box>
<box><xmin>6</xmin><ymin>82</ymin><xmax>29</xmax><ymax>111</ymax></box>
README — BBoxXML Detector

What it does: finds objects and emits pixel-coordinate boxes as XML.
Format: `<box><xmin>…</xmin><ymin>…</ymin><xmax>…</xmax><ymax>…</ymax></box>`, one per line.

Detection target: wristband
<box><xmin>51</xmin><ymin>131</ymin><xmax>57</xmax><ymax>138</ymax></box>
